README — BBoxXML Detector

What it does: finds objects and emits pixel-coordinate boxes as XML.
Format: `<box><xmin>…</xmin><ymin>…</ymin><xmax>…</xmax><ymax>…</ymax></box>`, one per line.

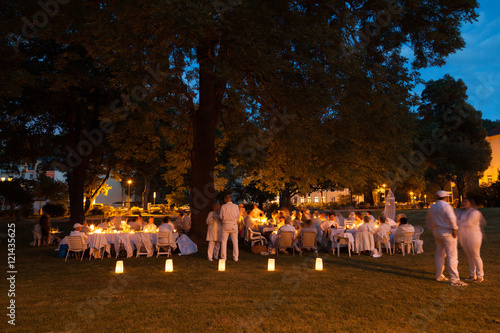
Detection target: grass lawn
<box><xmin>1</xmin><ymin>209</ymin><xmax>499</xmax><ymax>332</ymax></box>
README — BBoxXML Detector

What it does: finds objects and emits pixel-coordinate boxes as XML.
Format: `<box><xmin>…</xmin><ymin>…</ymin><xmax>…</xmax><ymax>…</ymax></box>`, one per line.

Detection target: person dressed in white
<box><xmin>273</xmin><ymin>217</ymin><xmax>296</xmax><ymax>251</ymax></box>
<box><xmin>374</xmin><ymin>215</ymin><xmax>391</xmax><ymax>245</ymax></box>
<box><xmin>294</xmin><ymin>219</ymin><xmax>317</xmax><ymax>254</ymax></box>
<box><xmin>355</xmin><ymin>216</ymin><xmax>375</xmax><ymax>253</ymax></box>
<box><xmin>393</xmin><ymin>217</ymin><xmax>415</xmax><ymax>253</ymax></box>
<box><xmin>180</xmin><ymin>213</ymin><xmax>191</xmax><ymax>234</ymax></box>
<box><xmin>457</xmin><ymin>197</ymin><xmax>485</xmax><ymax>283</ymax></box>
<box><xmin>335</xmin><ymin>212</ymin><xmax>345</xmax><ymax>227</ymax></box>
<box><xmin>70</xmin><ymin>223</ymin><xmax>88</xmax><ymax>243</ymax></box>
<box><xmin>159</xmin><ymin>216</ymin><xmax>175</xmax><ymax>232</ymax></box>
<box><xmin>426</xmin><ymin>190</ymin><xmax>467</xmax><ymax>286</ymax></box>
<box><xmin>143</xmin><ymin>217</ymin><xmax>157</xmax><ymax>232</ymax></box>
<box><xmin>219</xmin><ymin>195</ymin><xmax>240</xmax><ymax>261</ymax></box>
<box><xmin>174</xmin><ymin>212</ymin><xmax>186</xmax><ymax>230</ymax></box>
<box><xmin>249</xmin><ymin>205</ymin><xmax>262</xmax><ymax>219</ymax></box>
<box><xmin>206</xmin><ymin>203</ymin><xmax>222</xmax><ymax>261</ymax></box>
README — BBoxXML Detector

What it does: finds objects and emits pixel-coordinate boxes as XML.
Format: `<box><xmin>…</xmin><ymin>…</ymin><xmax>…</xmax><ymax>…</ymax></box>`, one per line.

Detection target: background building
<box><xmin>481</xmin><ymin>125</ymin><xmax>500</xmax><ymax>185</ymax></box>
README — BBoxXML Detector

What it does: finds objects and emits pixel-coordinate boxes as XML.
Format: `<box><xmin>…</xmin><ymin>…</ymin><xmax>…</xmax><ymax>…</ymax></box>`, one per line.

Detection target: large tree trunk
<box><xmin>68</xmin><ymin>163</ymin><xmax>87</xmax><ymax>224</ymax></box>
<box><xmin>189</xmin><ymin>44</ymin><xmax>220</xmax><ymax>243</ymax></box>
<box><xmin>84</xmin><ymin>168</ymin><xmax>111</xmax><ymax>212</ymax></box>
<box><xmin>142</xmin><ymin>175</ymin><xmax>152</xmax><ymax>210</ymax></box>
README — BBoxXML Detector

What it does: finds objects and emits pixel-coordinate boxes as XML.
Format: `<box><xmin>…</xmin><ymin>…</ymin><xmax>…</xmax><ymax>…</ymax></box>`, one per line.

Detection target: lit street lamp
<box><xmin>410</xmin><ymin>192</ymin><xmax>413</xmax><ymax>204</ymax></box>
<box><xmin>127</xmin><ymin>180</ymin><xmax>132</xmax><ymax>208</ymax></box>
<box><xmin>153</xmin><ymin>192</ymin><xmax>156</xmax><ymax>206</ymax></box>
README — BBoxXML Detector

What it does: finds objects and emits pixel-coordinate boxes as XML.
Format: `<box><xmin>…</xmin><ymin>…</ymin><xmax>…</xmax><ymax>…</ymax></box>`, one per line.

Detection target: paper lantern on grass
<box><xmin>218</xmin><ymin>259</ymin><xmax>226</xmax><ymax>271</ymax></box>
<box><xmin>115</xmin><ymin>261</ymin><xmax>124</xmax><ymax>274</ymax></box>
<box><xmin>315</xmin><ymin>258</ymin><xmax>323</xmax><ymax>271</ymax></box>
<box><xmin>165</xmin><ymin>259</ymin><xmax>173</xmax><ymax>272</ymax></box>
<box><xmin>268</xmin><ymin>258</ymin><xmax>275</xmax><ymax>271</ymax></box>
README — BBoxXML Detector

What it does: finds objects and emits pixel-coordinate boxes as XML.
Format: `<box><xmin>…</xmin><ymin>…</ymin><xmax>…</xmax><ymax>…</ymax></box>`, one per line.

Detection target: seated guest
<box><xmin>292</xmin><ymin>212</ymin><xmax>302</xmax><ymax>229</ymax></box>
<box><xmin>136</xmin><ymin>215</ymin><xmax>146</xmax><ymax>230</ymax></box>
<box><xmin>127</xmin><ymin>218</ymin><xmax>140</xmax><ymax>231</ymax></box>
<box><xmin>354</xmin><ymin>212</ymin><xmax>363</xmax><ymax>224</ymax></box>
<box><xmin>320</xmin><ymin>214</ymin><xmax>338</xmax><ymax>231</ymax></box>
<box><xmin>81</xmin><ymin>220</ymin><xmax>91</xmax><ymax>234</ymax></box>
<box><xmin>294</xmin><ymin>219</ymin><xmax>318</xmax><ymax>253</ymax></box>
<box><xmin>244</xmin><ymin>210</ymin><xmax>257</xmax><ymax>231</ymax></box>
<box><xmin>159</xmin><ymin>216</ymin><xmax>175</xmax><ymax>232</ymax></box>
<box><xmin>311</xmin><ymin>212</ymin><xmax>322</xmax><ymax>226</ymax></box>
<box><xmin>387</xmin><ymin>217</ymin><xmax>398</xmax><ymax>228</ymax></box>
<box><xmin>97</xmin><ymin>220</ymin><xmax>109</xmax><ymax>230</ymax></box>
<box><xmin>70</xmin><ymin>223</ymin><xmax>88</xmax><ymax>242</ymax></box>
<box><xmin>396</xmin><ymin>214</ymin><xmax>407</xmax><ymax>226</ymax></box>
<box><xmin>364</xmin><ymin>216</ymin><xmax>377</xmax><ymax>233</ymax></box>
<box><xmin>374</xmin><ymin>216</ymin><xmax>391</xmax><ymax>244</ymax></box>
<box><xmin>272</xmin><ymin>217</ymin><xmax>296</xmax><ymax>251</ymax></box>
<box><xmin>302</xmin><ymin>209</ymin><xmax>311</xmax><ymax>221</ymax></box>
<box><xmin>335</xmin><ymin>212</ymin><xmax>345</xmax><ymax>227</ymax></box>
<box><xmin>143</xmin><ymin>217</ymin><xmax>157</xmax><ymax>232</ymax></box>
<box><xmin>394</xmin><ymin>217</ymin><xmax>415</xmax><ymax>252</ymax></box>
<box><xmin>180</xmin><ymin>213</ymin><xmax>192</xmax><ymax>234</ymax></box>
<box><xmin>367</xmin><ymin>211</ymin><xmax>376</xmax><ymax>222</ymax></box>
<box><xmin>395</xmin><ymin>217</ymin><xmax>415</xmax><ymax>235</ymax></box>
<box><xmin>174</xmin><ymin>211</ymin><xmax>186</xmax><ymax>230</ymax></box>
<box><xmin>355</xmin><ymin>217</ymin><xmax>375</xmax><ymax>254</ymax></box>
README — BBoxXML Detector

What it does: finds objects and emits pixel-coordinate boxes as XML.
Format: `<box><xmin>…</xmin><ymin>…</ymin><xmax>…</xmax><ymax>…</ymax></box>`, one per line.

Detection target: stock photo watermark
<box><xmin>6</xmin><ymin>223</ymin><xmax>16</xmax><ymax>326</ymax></box>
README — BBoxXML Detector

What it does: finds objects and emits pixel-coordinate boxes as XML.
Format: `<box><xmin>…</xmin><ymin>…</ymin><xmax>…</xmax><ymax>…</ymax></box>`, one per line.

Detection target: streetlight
<box><xmin>127</xmin><ymin>180</ymin><xmax>132</xmax><ymax>208</ymax></box>
<box><xmin>424</xmin><ymin>194</ymin><xmax>427</xmax><ymax>203</ymax></box>
<box><xmin>410</xmin><ymin>192</ymin><xmax>413</xmax><ymax>204</ymax></box>
<box><xmin>153</xmin><ymin>192</ymin><xmax>156</xmax><ymax>206</ymax></box>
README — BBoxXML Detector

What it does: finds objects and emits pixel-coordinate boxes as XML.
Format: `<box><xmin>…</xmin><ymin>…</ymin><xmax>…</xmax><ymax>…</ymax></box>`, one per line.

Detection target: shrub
<box><xmin>42</xmin><ymin>203</ymin><xmax>67</xmax><ymax>217</ymax></box>
<box><xmin>89</xmin><ymin>207</ymin><xmax>105</xmax><ymax>216</ymax></box>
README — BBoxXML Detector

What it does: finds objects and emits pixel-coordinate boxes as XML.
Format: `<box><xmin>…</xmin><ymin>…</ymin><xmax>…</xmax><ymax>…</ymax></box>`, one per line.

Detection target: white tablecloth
<box><xmin>329</xmin><ymin>229</ymin><xmax>355</xmax><ymax>251</ymax></box>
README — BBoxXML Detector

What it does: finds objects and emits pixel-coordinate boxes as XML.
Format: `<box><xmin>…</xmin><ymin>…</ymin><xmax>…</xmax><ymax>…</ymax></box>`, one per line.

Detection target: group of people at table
<box><xmin>47</xmin><ymin>190</ymin><xmax>484</xmax><ymax>286</ymax></box>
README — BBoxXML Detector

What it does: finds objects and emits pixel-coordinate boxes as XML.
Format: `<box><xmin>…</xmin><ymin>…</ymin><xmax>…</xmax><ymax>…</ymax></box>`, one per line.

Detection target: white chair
<box><xmin>156</xmin><ymin>232</ymin><xmax>173</xmax><ymax>257</ymax></box>
<box><xmin>276</xmin><ymin>231</ymin><xmax>295</xmax><ymax>256</ymax></box>
<box><xmin>135</xmin><ymin>233</ymin><xmax>154</xmax><ymax>257</ymax></box>
<box><xmin>375</xmin><ymin>231</ymin><xmax>392</xmax><ymax>255</ymax></box>
<box><xmin>298</xmin><ymin>231</ymin><xmax>318</xmax><ymax>256</ymax></box>
<box><xmin>413</xmin><ymin>226</ymin><xmax>424</xmax><ymax>240</ymax></box>
<box><xmin>247</xmin><ymin>228</ymin><xmax>266</xmax><ymax>247</ymax></box>
<box><xmin>393</xmin><ymin>232</ymin><xmax>415</xmax><ymax>256</ymax></box>
<box><xmin>334</xmin><ymin>234</ymin><xmax>353</xmax><ymax>257</ymax></box>
<box><xmin>65</xmin><ymin>236</ymin><xmax>88</xmax><ymax>261</ymax></box>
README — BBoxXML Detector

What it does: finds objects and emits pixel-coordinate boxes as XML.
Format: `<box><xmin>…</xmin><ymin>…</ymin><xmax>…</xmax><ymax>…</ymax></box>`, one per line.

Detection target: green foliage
<box><xmin>0</xmin><ymin>180</ymin><xmax>33</xmax><ymax>216</ymax></box>
<box><xmin>42</xmin><ymin>203</ymin><xmax>67</xmax><ymax>217</ymax></box>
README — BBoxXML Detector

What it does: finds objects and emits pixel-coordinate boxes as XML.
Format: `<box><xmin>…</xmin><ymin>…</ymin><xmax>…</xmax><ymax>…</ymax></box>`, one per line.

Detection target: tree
<box><xmin>4</xmin><ymin>0</ymin><xmax>479</xmax><ymax>242</ymax></box>
<box><xmin>418</xmin><ymin>75</ymin><xmax>492</xmax><ymax>205</ymax></box>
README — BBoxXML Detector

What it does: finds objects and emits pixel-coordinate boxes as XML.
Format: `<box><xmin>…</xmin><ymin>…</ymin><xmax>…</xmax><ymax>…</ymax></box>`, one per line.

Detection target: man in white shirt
<box><xmin>143</xmin><ymin>217</ymin><xmax>157</xmax><ymax>232</ymax></box>
<box><xmin>294</xmin><ymin>220</ymin><xmax>317</xmax><ymax>253</ymax></box>
<box><xmin>273</xmin><ymin>217</ymin><xmax>296</xmax><ymax>251</ymax></box>
<box><xmin>70</xmin><ymin>223</ymin><xmax>88</xmax><ymax>242</ymax></box>
<box><xmin>426</xmin><ymin>190</ymin><xmax>466</xmax><ymax>286</ymax></box>
<box><xmin>219</xmin><ymin>195</ymin><xmax>240</xmax><ymax>261</ymax></box>
<box><xmin>249</xmin><ymin>205</ymin><xmax>262</xmax><ymax>219</ymax></box>
<box><xmin>320</xmin><ymin>214</ymin><xmax>338</xmax><ymax>231</ymax></box>
<box><xmin>159</xmin><ymin>217</ymin><xmax>175</xmax><ymax>232</ymax></box>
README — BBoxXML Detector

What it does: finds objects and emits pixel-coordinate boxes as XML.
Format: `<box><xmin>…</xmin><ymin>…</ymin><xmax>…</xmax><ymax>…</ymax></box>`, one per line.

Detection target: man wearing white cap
<box><xmin>426</xmin><ymin>190</ymin><xmax>467</xmax><ymax>286</ymax></box>
<box><xmin>70</xmin><ymin>223</ymin><xmax>88</xmax><ymax>242</ymax></box>
<box><xmin>219</xmin><ymin>195</ymin><xmax>240</xmax><ymax>261</ymax></box>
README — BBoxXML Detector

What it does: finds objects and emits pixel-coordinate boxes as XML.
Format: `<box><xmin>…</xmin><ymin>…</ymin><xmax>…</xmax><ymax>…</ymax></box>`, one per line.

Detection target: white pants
<box><xmin>207</xmin><ymin>241</ymin><xmax>220</xmax><ymax>260</ymax></box>
<box><xmin>459</xmin><ymin>231</ymin><xmax>484</xmax><ymax>278</ymax></box>
<box><xmin>221</xmin><ymin>224</ymin><xmax>239</xmax><ymax>261</ymax></box>
<box><xmin>433</xmin><ymin>229</ymin><xmax>460</xmax><ymax>283</ymax></box>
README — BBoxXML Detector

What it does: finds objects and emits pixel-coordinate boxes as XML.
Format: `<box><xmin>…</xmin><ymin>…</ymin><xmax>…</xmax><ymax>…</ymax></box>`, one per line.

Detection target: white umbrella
<box><xmin>384</xmin><ymin>190</ymin><xmax>396</xmax><ymax>221</ymax></box>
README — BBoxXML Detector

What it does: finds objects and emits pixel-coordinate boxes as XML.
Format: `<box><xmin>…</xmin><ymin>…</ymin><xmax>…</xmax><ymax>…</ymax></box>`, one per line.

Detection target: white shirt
<box><xmin>395</xmin><ymin>224</ymin><xmax>415</xmax><ymax>236</ymax></box>
<box><xmin>427</xmin><ymin>200</ymin><xmax>457</xmax><ymax>231</ymax></box>
<box><xmin>143</xmin><ymin>223</ymin><xmax>157</xmax><ymax>232</ymax></box>
<box><xmin>219</xmin><ymin>201</ymin><xmax>240</xmax><ymax>224</ymax></box>
<box><xmin>277</xmin><ymin>224</ymin><xmax>296</xmax><ymax>238</ymax></box>
<box><xmin>159</xmin><ymin>223</ymin><xmax>174</xmax><ymax>232</ymax></box>
<box><xmin>97</xmin><ymin>222</ymin><xmax>109</xmax><ymax>229</ymax></box>
<box><xmin>319</xmin><ymin>219</ymin><xmax>336</xmax><ymax>231</ymax></box>
<box><xmin>70</xmin><ymin>230</ymin><xmax>88</xmax><ymax>242</ymax></box>
<box><xmin>249</xmin><ymin>207</ymin><xmax>262</xmax><ymax>219</ymax></box>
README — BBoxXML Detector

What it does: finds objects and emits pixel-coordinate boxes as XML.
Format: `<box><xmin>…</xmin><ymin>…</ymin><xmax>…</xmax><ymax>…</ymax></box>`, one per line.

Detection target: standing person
<box><xmin>39</xmin><ymin>214</ymin><xmax>51</xmax><ymax>246</ymax></box>
<box><xmin>206</xmin><ymin>204</ymin><xmax>222</xmax><ymax>261</ymax></box>
<box><xmin>426</xmin><ymin>190</ymin><xmax>467</xmax><ymax>286</ymax></box>
<box><xmin>457</xmin><ymin>197</ymin><xmax>485</xmax><ymax>283</ymax></box>
<box><xmin>219</xmin><ymin>195</ymin><xmax>240</xmax><ymax>262</ymax></box>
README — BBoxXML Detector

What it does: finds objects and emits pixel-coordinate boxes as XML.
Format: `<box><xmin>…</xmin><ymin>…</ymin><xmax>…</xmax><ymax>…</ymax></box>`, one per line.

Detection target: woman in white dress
<box><xmin>355</xmin><ymin>216</ymin><xmax>375</xmax><ymax>254</ymax></box>
<box><xmin>206</xmin><ymin>203</ymin><xmax>222</xmax><ymax>261</ymax></box>
<box><xmin>457</xmin><ymin>197</ymin><xmax>485</xmax><ymax>283</ymax></box>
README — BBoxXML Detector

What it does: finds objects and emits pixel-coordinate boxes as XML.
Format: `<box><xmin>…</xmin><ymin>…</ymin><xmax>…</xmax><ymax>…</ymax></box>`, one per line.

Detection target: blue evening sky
<box><xmin>412</xmin><ymin>0</ymin><xmax>500</xmax><ymax>121</ymax></box>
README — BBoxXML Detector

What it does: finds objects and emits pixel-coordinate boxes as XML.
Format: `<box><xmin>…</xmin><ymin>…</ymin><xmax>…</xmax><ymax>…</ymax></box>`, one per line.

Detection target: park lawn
<box><xmin>1</xmin><ymin>209</ymin><xmax>499</xmax><ymax>332</ymax></box>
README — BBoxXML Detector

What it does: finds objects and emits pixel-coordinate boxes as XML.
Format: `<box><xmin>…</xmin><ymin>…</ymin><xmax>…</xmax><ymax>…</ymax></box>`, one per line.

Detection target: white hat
<box><xmin>73</xmin><ymin>223</ymin><xmax>83</xmax><ymax>229</ymax></box>
<box><xmin>436</xmin><ymin>190</ymin><xmax>451</xmax><ymax>198</ymax></box>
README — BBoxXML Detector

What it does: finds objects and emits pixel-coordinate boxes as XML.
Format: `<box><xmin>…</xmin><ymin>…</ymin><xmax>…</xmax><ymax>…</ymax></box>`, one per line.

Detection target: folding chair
<box><xmin>156</xmin><ymin>232</ymin><xmax>173</xmax><ymax>257</ymax></box>
<box><xmin>65</xmin><ymin>236</ymin><xmax>88</xmax><ymax>261</ymax></box>
<box><xmin>375</xmin><ymin>231</ymin><xmax>392</xmax><ymax>255</ymax></box>
<box><xmin>276</xmin><ymin>231</ymin><xmax>295</xmax><ymax>256</ymax></box>
<box><xmin>334</xmin><ymin>235</ymin><xmax>352</xmax><ymax>257</ymax></box>
<box><xmin>247</xmin><ymin>228</ymin><xmax>266</xmax><ymax>247</ymax></box>
<box><xmin>299</xmin><ymin>231</ymin><xmax>318</xmax><ymax>256</ymax></box>
<box><xmin>393</xmin><ymin>232</ymin><xmax>415</xmax><ymax>256</ymax></box>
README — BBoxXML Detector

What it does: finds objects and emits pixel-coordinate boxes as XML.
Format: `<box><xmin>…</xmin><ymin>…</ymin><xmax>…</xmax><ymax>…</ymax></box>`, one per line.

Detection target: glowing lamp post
<box><xmin>268</xmin><ymin>258</ymin><xmax>275</xmax><ymax>271</ymax></box>
<box><xmin>315</xmin><ymin>258</ymin><xmax>323</xmax><ymax>271</ymax></box>
<box><xmin>165</xmin><ymin>259</ymin><xmax>173</xmax><ymax>272</ymax></box>
<box><xmin>127</xmin><ymin>180</ymin><xmax>132</xmax><ymax>208</ymax></box>
<box><xmin>218</xmin><ymin>259</ymin><xmax>226</xmax><ymax>272</ymax></box>
<box><xmin>115</xmin><ymin>261</ymin><xmax>124</xmax><ymax>274</ymax></box>
<box><xmin>153</xmin><ymin>192</ymin><xmax>156</xmax><ymax>206</ymax></box>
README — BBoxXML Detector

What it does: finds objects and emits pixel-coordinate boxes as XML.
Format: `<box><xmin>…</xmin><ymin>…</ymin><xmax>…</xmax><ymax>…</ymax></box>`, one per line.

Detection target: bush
<box><xmin>42</xmin><ymin>203</ymin><xmax>67</xmax><ymax>217</ymax></box>
<box><xmin>89</xmin><ymin>207</ymin><xmax>105</xmax><ymax>216</ymax></box>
